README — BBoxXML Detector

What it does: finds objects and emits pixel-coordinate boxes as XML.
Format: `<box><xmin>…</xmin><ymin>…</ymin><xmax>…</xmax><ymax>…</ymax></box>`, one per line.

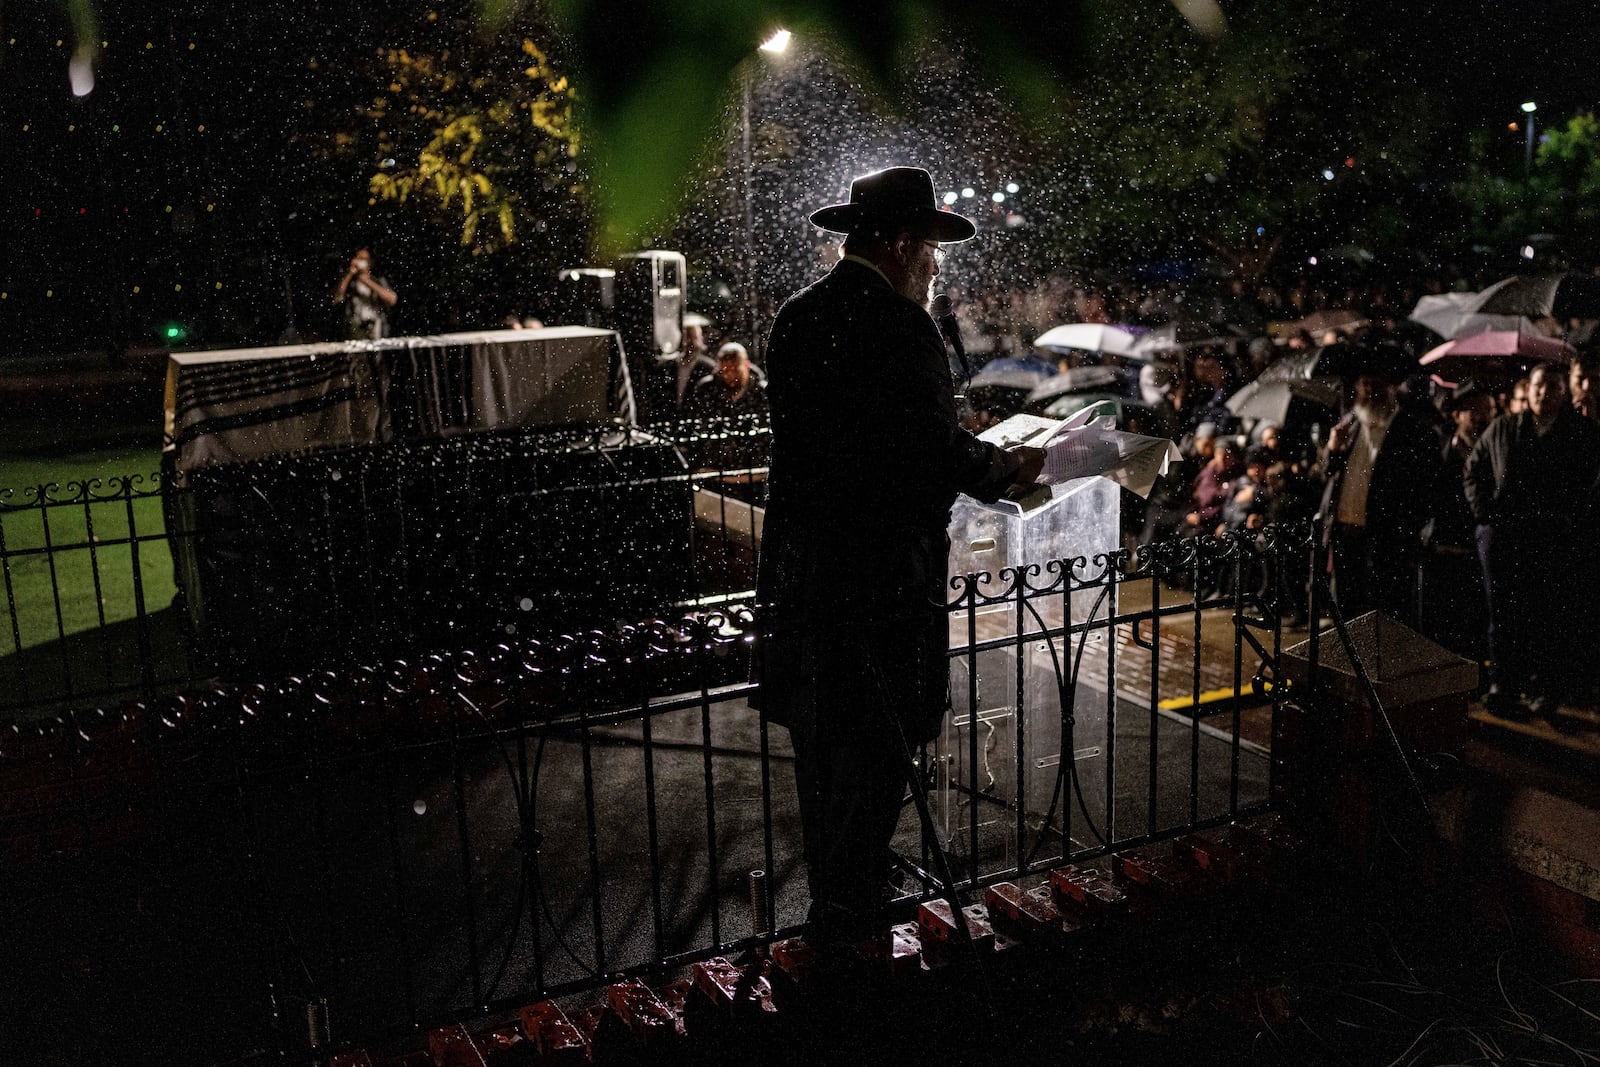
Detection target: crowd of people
<box><xmin>675</xmin><ymin>259</ymin><xmax>1600</xmax><ymax>727</ymax></box>
<box><xmin>333</xmin><ymin>230</ymin><xmax>1600</xmax><ymax>727</ymax></box>
<box><xmin>944</xmin><ymin>266</ymin><xmax>1600</xmax><ymax>728</ymax></box>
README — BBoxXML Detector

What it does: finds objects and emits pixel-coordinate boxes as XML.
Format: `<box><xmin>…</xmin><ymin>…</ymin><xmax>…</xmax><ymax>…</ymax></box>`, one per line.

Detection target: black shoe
<box><xmin>1485</xmin><ymin>687</ymin><xmax>1528</xmax><ymax>720</ymax></box>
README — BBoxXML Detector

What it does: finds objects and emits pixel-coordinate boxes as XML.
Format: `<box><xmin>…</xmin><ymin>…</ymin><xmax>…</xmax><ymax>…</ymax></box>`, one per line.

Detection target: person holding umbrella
<box><xmin>754</xmin><ymin>166</ymin><xmax>1044</xmax><ymax>954</ymax></box>
<box><xmin>1317</xmin><ymin>343</ymin><xmax>1440</xmax><ymax>624</ymax></box>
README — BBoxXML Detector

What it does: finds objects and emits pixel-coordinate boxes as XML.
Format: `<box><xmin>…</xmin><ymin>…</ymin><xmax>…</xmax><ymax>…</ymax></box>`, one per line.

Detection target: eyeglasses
<box><xmin>920</xmin><ymin>240</ymin><xmax>947</xmax><ymax>265</ymax></box>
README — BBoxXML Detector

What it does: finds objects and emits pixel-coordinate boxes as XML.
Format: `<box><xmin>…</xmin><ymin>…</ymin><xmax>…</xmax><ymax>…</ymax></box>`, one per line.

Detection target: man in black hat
<box><xmin>755</xmin><ymin>166</ymin><xmax>1043</xmax><ymax>947</ymax></box>
<box><xmin>1318</xmin><ymin>344</ymin><xmax>1439</xmax><ymax>622</ymax></box>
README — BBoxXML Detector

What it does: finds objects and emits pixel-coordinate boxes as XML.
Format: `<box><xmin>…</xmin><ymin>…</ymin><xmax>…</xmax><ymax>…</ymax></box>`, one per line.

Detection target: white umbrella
<box><xmin>1130</xmin><ymin>321</ymin><xmax>1247</xmax><ymax>356</ymax></box>
<box><xmin>1033</xmin><ymin>323</ymin><xmax>1140</xmax><ymax>356</ymax></box>
<box><xmin>1408</xmin><ymin>291</ymin><xmax>1527</xmax><ymax>339</ymax></box>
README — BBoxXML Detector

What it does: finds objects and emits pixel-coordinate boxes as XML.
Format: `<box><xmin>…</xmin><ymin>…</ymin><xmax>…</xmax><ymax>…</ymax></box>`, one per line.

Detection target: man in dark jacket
<box><xmin>755</xmin><ymin>167</ymin><xmax>1043</xmax><ymax>944</ymax></box>
<box><xmin>1318</xmin><ymin>349</ymin><xmax>1441</xmax><ymax>623</ymax></box>
<box><xmin>1465</xmin><ymin>363</ymin><xmax>1600</xmax><ymax>719</ymax></box>
<box><xmin>1418</xmin><ymin>382</ymin><xmax>1495</xmax><ymax>660</ymax></box>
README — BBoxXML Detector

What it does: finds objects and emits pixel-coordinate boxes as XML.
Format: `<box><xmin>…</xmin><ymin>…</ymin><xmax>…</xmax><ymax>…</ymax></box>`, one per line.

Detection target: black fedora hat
<box><xmin>1318</xmin><ymin>340</ymin><xmax>1416</xmax><ymax>382</ymax></box>
<box><xmin>809</xmin><ymin>166</ymin><xmax>977</xmax><ymax>242</ymax></box>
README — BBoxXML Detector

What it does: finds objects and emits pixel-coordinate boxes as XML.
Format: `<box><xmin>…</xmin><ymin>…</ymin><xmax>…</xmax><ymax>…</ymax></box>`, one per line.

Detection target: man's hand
<box><xmin>1002</xmin><ymin>445</ymin><xmax>1047</xmax><ymax>502</ymax></box>
<box><xmin>1008</xmin><ymin>445</ymin><xmax>1046</xmax><ymax>486</ymax></box>
<box><xmin>1326</xmin><ymin>415</ymin><xmax>1357</xmax><ymax>453</ymax></box>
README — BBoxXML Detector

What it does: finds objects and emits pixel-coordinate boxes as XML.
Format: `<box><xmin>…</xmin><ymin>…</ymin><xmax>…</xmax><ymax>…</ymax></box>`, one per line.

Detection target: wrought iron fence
<box><xmin>0</xmin><ymin>418</ymin><xmax>774</xmax><ymax>718</ymax></box>
<box><xmin>0</xmin><ymin>519</ymin><xmax>1315</xmax><ymax>1064</ymax></box>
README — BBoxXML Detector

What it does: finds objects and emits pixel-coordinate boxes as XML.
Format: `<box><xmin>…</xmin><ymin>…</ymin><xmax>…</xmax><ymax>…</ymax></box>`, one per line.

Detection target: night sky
<box><xmin>3</xmin><ymin>0</ymin><xmax>1599</xmax><ymax>358</ymax></box>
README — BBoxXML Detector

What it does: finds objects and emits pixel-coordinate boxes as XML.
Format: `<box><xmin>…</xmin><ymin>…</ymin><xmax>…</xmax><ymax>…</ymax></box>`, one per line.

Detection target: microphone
<box><xmin>931</xmin><ymin>293</ymin><xmax>972</xmax><ymax>389</ymax></box>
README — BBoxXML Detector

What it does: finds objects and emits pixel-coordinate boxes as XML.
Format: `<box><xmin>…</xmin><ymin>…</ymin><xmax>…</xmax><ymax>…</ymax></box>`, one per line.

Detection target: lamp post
<box><xmin>1522</xmin><ymin>100</ymin><xmax>1538</xmax><ymax>176</ymax></box>
<box><xmin>739</xmin><ymin>29</ymin><xmax>790</xmax><ymax>357</ymax></box>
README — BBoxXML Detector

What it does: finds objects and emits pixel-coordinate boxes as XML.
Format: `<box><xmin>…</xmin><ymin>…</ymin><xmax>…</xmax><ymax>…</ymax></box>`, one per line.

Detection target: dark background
<box><xmin>3</xmin><ymin>0</ymin><xmax>1599</xmax><ymax>357</ymax></box>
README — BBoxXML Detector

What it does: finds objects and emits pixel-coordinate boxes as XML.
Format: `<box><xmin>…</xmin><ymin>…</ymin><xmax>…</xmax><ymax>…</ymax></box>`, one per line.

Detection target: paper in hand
<box><xmin>979</xmin><ymin>406</ymin><xmax>1180</xmax><ymax>501</ymax></box>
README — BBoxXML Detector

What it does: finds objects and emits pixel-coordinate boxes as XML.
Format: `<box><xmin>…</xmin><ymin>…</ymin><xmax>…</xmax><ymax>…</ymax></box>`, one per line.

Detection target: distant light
<box><xmin>991</xmin><ymin>192</ymin><xmax>1005</xmax><ymax>202</ymax></box>
<box><xmin>1321</xmin><ymin>168</ymin><xmax>1335</xmax><ymax>180</ymax></box>
<box><xmin>1004</xmin><ymin>182</ymin><xmax>1019</xmax><ymax>194</ymax></box>
<box><xmin>165</xmin><ymin>325</ymin><xmax>181</xmax><ymax>338</ymax></box>
<box><xmin>1508</xmin><ymin>122</ymin><xmax>1520</xmax><ymax>132</ymax></box>
<box><xmin>1344</xmin><ymin>156</ymin><xmax>1355</xmax><ymax>167</ymax></box>
<box><xmin>942</xmin><ymin>191</ymin><xmax>958</xmax><ymax>205</ymax></box>
<box><xmin>1521</xmin><ymin>100</ymin><xmax>1538</xmax><ymax>113</ymax></box>
<box><xmin>1521</xmin><ymin>245</ymin><xmax>1536</xmax><ymax>260</ymax></box>
<box><xmin>1255</xmin><ymin>226</ymin><xmax>1265</xmax><ymax>236</ymax></box>
<box><xmin>960</xmin><ymin>187</ymin><xmax>975</xmax><ymax>198</ymax></box>
<box><xmin>759</xmin><ymin>29</ymin><xmax>791</xmax><ymax>53</ymax></box>
<box><xmin>68</xmin><ymin>50</ymin><xmax>95</xmax><ymax>96</ymax></box>
<box><xmin>1308</xmin><ymin>256</ymin><xmax>1318</xmax><ymax>266</ymax></box>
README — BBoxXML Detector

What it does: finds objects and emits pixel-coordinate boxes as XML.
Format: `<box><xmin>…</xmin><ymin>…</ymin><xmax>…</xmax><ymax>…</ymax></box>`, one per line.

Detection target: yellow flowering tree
<box><xmin>365</xmin><ymin>37</ymin><xmax>581</xmax><ymax>253</ymax></box>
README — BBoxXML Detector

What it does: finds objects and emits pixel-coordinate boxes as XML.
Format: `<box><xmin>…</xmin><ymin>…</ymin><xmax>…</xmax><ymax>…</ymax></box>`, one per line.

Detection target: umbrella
<box><xmin>967</xmin><ymin>366</ymin><xmax>1050</xmax><ymax>393</ymax></box>
<box><xmin>1033</xmin><ymin>323</ymin><xmax>1142</xmax><ymax>356</ymax></box>
<box><xmin>977</xmin><ymin>353</ymin><xmax>1056</xmax><ymax>377</ymax></box>
<box><xmin>1420</xmin><ymin>329</ymin><xmax>1574</xmax><ymax>365</ymax></box>
<box><xmin>965</xmin><ymin>362</ymin><xmax>1052</xmax><ymax>419</ymax></box>
<box><xmin>1225</xmin><ymin>376</ymin><xmax>1342</xmax><ymax>424</ymax></box>
<box><xmin>1472</xmin><ymin>273</ymin><xmax>1600</xmax><ymax>320</ymax></box>
<box><xmin>1026</xmin><ymin>365</ymin><xmax>1126</xmax><ymax>404</ymax></box>
<box><xmin>1296</xmin><ymin>309</ymin><xmax>1368</xmax><ymax>334</ymax></box>
<box><xmin>1229</xmin><ymin>347</ymin><xmax>1343</xmax><ymax>421</ymax></box>
<box><xmin>1408</xmin><ymin>291</ymin><xmax>1528</xmax><ymax>339</ymax></box>
<box><xmin>1418</xmin><ymin>329</ymin><xmax>1573</xmax><ymax>387</ymax></box>
<box><xmin>1130</xmin><ymin>321</ymin><xmax>1248</xmax><ymax>356</ymax></box>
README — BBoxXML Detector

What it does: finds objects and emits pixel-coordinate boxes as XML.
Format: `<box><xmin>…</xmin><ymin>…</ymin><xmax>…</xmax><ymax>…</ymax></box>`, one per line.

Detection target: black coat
<box><xmin>1318</xmin><ymin>405</ymin><xmax>1442</xmax><ymax>559</ymax></box>
<box><xmin>1422</xmin><ymin>435</ymin><xmax>1478</xmax><ymax>552</ymax></box>
<box><xmin>754</xmin><ymin>258</ymin><xmax>1019</xmax><ymax>744</ymax></box>
<box><xmin>1464</xmin><ymin>408</ymin><xmax>1600</xmax><ymax>535</ymax></box>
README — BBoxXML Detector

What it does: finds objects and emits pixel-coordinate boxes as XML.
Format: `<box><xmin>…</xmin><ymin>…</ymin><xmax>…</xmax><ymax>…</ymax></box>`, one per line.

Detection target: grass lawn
<box><xmin>0</xmin><ymin>410</ymin><xmax>180</xmax><ymax>712</ymax></box>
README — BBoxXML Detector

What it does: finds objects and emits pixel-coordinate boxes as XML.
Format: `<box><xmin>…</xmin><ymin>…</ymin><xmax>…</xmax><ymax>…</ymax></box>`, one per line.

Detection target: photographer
<box><xmin>332</xmin><ymin>247</ymin><xmax>398</xmax><ymax>340</ymax></box>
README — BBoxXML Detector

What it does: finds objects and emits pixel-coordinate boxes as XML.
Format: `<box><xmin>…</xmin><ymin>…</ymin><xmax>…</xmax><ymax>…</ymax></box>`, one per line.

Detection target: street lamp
<box><xmin>1522</xmin><ymin>100</ymin><xmax>1537</xmax><ymax>175</ymax></box>
<box><xmin>741</xmin><ymin>29</ymin><xmax>790</xmax><ymax>356</ymax></box>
